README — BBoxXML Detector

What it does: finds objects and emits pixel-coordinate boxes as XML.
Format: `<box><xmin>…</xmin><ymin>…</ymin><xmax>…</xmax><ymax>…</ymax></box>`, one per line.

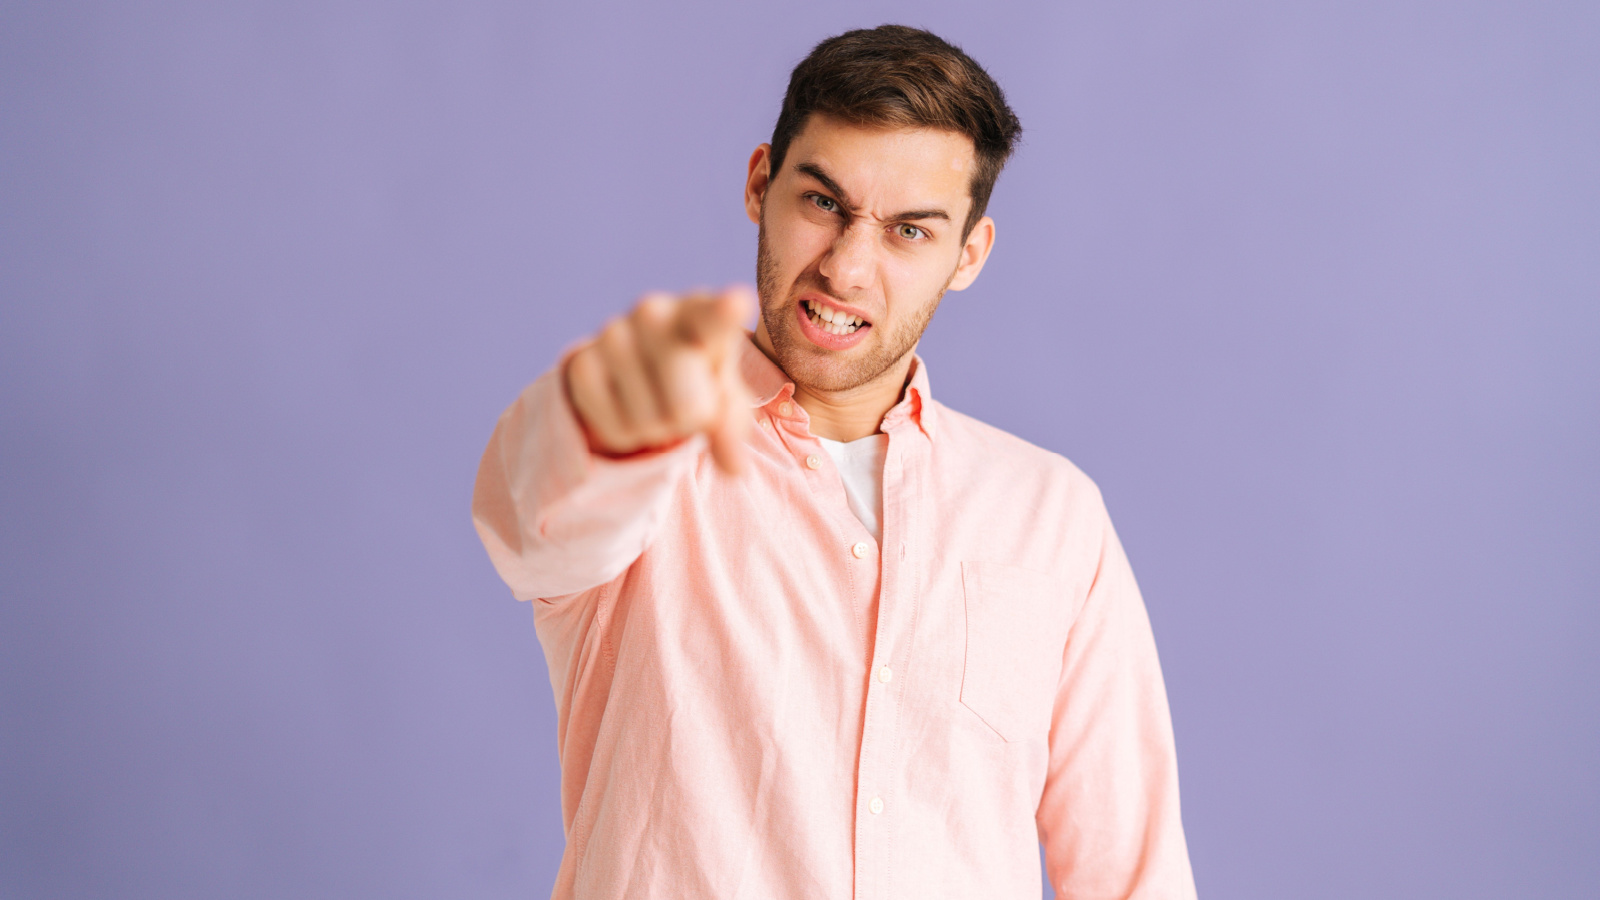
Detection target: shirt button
<box><xmin>851</xmin><ymin>541</ymin><xmax>869</xmax><ymax>559</ymax></box>
<box><xmin>877</xmin><ymin>665</ymin><xmax>893</xmax><ymax>684</ymax></box>
<box><xmin>805</xmin><ymin>454</ymin><xmax>822</xmax><ymax>469</ymax></box>
<box><xmin>778</xmin><ymin>401</ymin><xmax>793</xmax><ymax>417</ymax></box>
<box><xmin>868</xmin><ymin>796</ymin><xmax>884</xmax><ymax>815</ymax></box>
<box><xmin>760</xmin><ymin>417</ymin><xmax>772</xmax><ymax>430</ymax></box>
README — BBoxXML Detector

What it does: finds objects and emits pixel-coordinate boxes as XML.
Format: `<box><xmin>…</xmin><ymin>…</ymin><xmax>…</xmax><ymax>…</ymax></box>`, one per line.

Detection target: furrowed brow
<box><xmin>795</xmin><ymin>161</ymin><xmax>951</xmax><ymax>226</ymax></box>
<box><xmin>794</xmin><ymin>163</ymin><xmax>856</xmax><ymax>213</ymax></box>
<box><xmin>890</xmin><ymin>208</ymin><xmax>950</xmax><ymax>223</ymax></box>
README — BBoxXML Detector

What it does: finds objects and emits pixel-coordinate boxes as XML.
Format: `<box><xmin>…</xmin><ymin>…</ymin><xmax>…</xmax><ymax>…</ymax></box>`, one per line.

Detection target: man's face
<box><xmin>746</xmin><ymin>114</ymin><xmax>995</xmax><ymax>394</ymax></box>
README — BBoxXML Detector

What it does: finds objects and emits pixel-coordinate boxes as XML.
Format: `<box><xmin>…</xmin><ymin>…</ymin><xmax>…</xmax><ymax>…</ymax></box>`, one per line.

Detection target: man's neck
<box><xmin>751</xmin><ymin>328</ymin><xmax>914</xmax><ymax>442</ymax></box>
<box><xmin>793</xmin><ymin>379</ymin><xmax>905</xmax><ymax>441</ymax></box>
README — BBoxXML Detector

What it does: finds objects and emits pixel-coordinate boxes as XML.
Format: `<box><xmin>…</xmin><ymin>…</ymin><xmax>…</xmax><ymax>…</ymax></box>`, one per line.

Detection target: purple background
<box><xmin>3</xmin><ymin>2</ymin><xmax>1597</xmax><ymax>898</ymax></box>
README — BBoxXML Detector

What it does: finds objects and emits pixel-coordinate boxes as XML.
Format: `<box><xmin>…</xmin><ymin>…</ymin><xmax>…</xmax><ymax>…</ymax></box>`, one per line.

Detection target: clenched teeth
<box><xmin>804</xmin><ymin>299</ymin><xmax>866</xmax><ymax>335</ymax></box>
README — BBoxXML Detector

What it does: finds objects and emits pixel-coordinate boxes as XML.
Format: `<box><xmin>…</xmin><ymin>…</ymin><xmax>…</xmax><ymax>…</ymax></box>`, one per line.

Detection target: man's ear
<box><xmin>947</xmin><ymin>215</ymin><xmax>996</xmax><ymax>291</ymax></box>
<box><xmin>745</xmin><ymin>144</ymin><xmax>773</xmax><ymax>224</ymax></box>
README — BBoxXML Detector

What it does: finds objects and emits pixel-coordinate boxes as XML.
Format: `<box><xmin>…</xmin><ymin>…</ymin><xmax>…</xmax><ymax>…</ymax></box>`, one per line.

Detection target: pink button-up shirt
<box><xmin>472</xmin><ymin>338</ymin><xmax>1196</xmax><ymax>899</ymax></box>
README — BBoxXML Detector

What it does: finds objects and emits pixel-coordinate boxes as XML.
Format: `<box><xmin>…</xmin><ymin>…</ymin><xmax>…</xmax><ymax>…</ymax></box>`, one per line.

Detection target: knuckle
<box><xmin>597</xmin><ymin>318</ymin><xmax>635</xmax><ymax>359</ymax></box>
<box><xmin>633</xmin><ymin>294</ymin><xmax>674</xmax><ymax>323</ymax></box>
<box><xmin>598</xmin><ymin>316</ymin><xmax>628</xmax><ymax>345</ymax></box>
<box><xmin>567</xmin><ymin>345</ymin><xmax>603</xmax><ymax>385</ymax></box>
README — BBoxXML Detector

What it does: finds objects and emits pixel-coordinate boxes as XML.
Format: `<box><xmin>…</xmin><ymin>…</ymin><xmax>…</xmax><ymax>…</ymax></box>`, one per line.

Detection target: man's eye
<box><xmin>811</xmin><ymin>195</ymin><xmax>837</xmax><ymax>212</ymax></box>
<box><xmin>897</xmin><ymin>224</ymin><xmax>925</xmax><ymax>240</ymax></box>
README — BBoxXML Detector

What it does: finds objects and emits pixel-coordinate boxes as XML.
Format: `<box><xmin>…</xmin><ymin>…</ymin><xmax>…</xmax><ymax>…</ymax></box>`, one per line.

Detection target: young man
<box><xmin>473</xmin><ymin>25</ymin><xmax>1197</xmax><ymax>900</ymax></box>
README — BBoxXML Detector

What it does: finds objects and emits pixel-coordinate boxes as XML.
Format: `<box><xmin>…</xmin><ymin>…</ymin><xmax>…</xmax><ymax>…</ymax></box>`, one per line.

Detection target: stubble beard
<box><xmin>755</xmin><ymin>216</ymin><xmax>949</xmax><ymax>395</ymax></box>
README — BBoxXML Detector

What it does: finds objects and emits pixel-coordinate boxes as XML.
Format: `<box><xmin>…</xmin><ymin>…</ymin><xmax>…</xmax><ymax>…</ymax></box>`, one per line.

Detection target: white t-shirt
<box><xmin>816</xmin><ymin>433</ymin><xmax>889</xmax><ymax>544</ymax></box>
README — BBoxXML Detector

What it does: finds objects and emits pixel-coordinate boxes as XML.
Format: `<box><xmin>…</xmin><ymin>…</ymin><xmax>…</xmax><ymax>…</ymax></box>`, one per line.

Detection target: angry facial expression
<box><xmin>746</xmin><ymin>114</ymin><xmax>995</xmax><ymax>394</ymax></box>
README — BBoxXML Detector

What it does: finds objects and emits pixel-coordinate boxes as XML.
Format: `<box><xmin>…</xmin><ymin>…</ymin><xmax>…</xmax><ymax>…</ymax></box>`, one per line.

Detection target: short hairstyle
<box><xmin>769</xmin><ymin>25</ymin><xmax>1023</xmax><ymax>238</ymax></box>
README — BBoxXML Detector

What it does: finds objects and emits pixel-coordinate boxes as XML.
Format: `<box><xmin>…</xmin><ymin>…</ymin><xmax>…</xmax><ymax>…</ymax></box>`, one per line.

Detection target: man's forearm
<box><xmin>471</xmin><ymin>360</ymin><xmax>703</xmax><ymax>603</ymax></box>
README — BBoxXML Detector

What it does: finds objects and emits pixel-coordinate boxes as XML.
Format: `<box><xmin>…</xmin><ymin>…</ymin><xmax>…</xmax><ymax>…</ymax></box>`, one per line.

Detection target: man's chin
<box><xmin>782</xmin><ymin>339</ymin><xmax>896</xmax><ymax>394</ymax></box>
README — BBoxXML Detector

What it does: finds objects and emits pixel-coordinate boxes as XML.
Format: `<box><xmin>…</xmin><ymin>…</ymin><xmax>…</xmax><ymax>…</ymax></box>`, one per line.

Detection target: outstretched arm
<box><xmin>471</xmin><ymin>287</ymin><xmax>753</xmax><ymax>602</ymax></box>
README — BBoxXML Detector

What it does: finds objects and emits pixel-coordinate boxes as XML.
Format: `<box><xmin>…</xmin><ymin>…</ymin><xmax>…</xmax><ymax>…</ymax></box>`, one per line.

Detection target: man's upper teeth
<box><xmin>807</xmin><ymin>300</ymin><xmax>861</xmax><ymax>327</ymax></box>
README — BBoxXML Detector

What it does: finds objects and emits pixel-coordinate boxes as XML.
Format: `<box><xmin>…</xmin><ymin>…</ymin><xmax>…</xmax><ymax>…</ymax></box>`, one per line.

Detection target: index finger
<box><xmin>673</xmin><ymin>286</ymin><xmax>755</xmax><ymax>350</ymax></box>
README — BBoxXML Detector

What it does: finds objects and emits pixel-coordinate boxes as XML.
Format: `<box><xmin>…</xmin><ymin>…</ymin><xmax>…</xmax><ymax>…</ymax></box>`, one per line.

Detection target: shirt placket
<box><xmin>766</xmin><ymin>391</ymin><xmax>926</xmax><ymax>900</ymax></box>
<box><xmin>851</xmin><ymin>415</ymin><xmax>925</xmax><ymax>900</ymax></box>
<box><xmin>774</xmin><ymin>399</ymin><xmax>882</xmax><ymax>647</ymax></box>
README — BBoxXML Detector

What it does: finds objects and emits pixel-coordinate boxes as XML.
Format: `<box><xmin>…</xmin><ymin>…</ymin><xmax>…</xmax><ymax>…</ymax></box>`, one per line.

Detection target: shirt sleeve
<box><xmin>1036</xmin><ymin>511</ymin><xmax>1198</xmax><ymax>899</ymax></box>
<box><xmin>470</xmin><ymin>357</ymin><xmax>704</xmax><ymax>602</ymax></box>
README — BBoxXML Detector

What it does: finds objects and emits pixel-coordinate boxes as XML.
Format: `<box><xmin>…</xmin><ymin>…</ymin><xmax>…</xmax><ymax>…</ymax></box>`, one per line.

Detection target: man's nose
<box><xmin>819</xmin><ymin>223</ymin><xmax>876</xmax><ymax>293</ymax></box>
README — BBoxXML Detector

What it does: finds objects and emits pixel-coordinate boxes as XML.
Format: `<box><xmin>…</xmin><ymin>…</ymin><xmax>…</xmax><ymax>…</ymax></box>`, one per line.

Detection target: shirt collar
<box><xmin>738</xmin><ymin>334</ymin><xmax>937</xmax><ymax>440</ymax></box>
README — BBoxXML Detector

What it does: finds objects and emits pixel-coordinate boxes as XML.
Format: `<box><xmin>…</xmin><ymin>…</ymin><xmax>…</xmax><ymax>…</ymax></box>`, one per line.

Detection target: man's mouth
<box><xmin>802</xmin><ymin>298</ymin><xmax>869</xmax><ymax>336</ymax></box>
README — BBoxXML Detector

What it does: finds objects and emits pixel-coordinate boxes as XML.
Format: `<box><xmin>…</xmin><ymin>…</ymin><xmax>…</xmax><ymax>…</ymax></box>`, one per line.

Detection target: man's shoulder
<box><xmin>929</xmin><ymin>399</ymin><xmax>1106</xmax><ymax>506</ymax></box>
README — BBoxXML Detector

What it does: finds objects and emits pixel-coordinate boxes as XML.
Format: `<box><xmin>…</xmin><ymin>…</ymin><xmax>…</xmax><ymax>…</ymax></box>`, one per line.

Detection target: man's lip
<box><xmin>796</xmin><ymin>293</ymin><xmax>872</xmax><ymax>326</ymax></box>
<box><xmin>793</xmin><ymin>297</ymin><xmax>872</xmax><ymax>350</ymax></box>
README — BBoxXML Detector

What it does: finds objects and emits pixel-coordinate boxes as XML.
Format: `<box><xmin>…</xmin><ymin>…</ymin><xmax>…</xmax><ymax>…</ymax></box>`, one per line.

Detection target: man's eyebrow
<box><xmin>794</xmin><ymin>163</ymin><xmax>855</xmax><ymax>212</ymax></box>
<box><xmin>793</xmin><ymin>161</ymin><xmax>951</xmax><ymax>224</ymax></box>
<box><xmin>891</xmin><ymin>207</ymin><xmax>951</xmax><ymax>222</ymax></box>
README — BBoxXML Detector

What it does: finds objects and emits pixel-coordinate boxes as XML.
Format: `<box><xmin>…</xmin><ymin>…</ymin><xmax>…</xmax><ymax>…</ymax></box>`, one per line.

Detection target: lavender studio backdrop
<box><xmin>3</xmin><ymin>2</ymin><xmax>1596</xmax><ymax>898</ymax></box>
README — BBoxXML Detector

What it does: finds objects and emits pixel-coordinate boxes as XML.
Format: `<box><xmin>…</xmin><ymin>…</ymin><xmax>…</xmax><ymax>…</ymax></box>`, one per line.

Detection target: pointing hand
<box><xmin>564</xmin><ymin>286</ymin><xmax>757</xmax><ymax>474</ymax></box>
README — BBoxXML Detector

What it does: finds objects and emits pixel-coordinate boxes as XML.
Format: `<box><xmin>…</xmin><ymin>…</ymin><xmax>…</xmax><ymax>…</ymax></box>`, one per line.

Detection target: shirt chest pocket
<box><xmin>959</xmin><ymin>560</ymin><xmax>1065</xmax><ymax>743</ymax></box>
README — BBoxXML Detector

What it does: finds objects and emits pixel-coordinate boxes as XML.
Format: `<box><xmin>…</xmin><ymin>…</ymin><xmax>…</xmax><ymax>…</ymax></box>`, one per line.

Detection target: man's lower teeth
<box><xmin>809</xmin><ymin>311</ymin><xmax>858</xmax><ymax>335</ymax></box>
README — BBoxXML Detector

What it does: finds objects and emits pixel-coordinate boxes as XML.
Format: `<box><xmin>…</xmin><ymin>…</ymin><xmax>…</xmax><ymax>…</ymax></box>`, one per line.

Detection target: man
<box><xmin>473</xmin><ymin>25</ymin><xmax>1196</xmax><ymax>900</ymax></box>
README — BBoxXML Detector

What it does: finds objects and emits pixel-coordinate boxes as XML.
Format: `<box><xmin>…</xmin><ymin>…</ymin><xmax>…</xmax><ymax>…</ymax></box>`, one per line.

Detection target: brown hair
<box><xmin>769</xmin><ymin>25</ymin><xmax>1023</xmax><ymax>238</ymax></box>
